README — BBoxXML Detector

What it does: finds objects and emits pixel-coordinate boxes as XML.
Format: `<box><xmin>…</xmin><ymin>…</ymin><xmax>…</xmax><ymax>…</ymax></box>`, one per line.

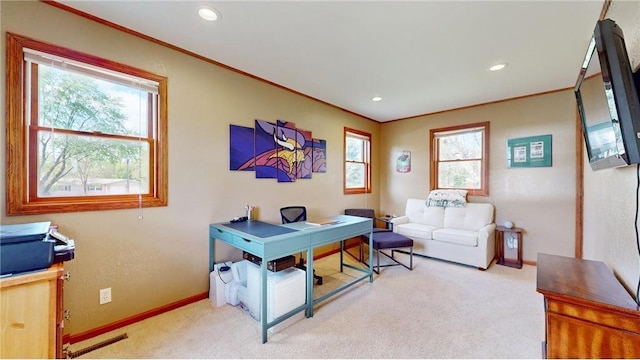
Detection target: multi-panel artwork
<box><xmin>229</xmin><ymin>120</ymin><xmax>327</xmax><ymax>182</ymax></box>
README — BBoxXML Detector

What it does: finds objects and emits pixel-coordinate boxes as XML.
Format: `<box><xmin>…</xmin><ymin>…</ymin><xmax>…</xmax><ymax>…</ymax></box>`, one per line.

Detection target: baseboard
<box><xmin>523</xmin><ymin>259</ymin><xmax>537</xmax><ymax>266</ymax></box>
<box><xmin>64</xmin><ymin>292</ymin><xmax>208</xmax><ymax>344</ymax></box>
<box><xmin>314</xmin><ymin>238</ymin><xmax>360</xmax><ymax>260</ymax></box>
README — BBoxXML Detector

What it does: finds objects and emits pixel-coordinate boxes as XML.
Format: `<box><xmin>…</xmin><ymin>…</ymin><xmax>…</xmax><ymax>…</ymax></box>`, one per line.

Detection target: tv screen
<box><xmin>575</xmin><ymin>19</ymin><xmax>640</xmax><ymax>171</ymax></box>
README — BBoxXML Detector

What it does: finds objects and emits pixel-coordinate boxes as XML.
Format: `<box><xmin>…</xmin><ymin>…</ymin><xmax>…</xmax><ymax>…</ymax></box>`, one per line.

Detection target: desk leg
<box><xmin>209</xmin><ymin>237</ymin><xmax>215</xmax><ymax>272</ymax></box>
<box><xmin>306</xmin><ymin>247</ymin><xmax>314</xmax><ymax>318</ymax></box>
<box><xmin>260</xmin><ymin>261</ymin><xmax>268</xmax><ymax>343</ymax></box>
<box><xmin>339</xmin><ymin>240</ymin><xmax>344</xmax><ymax>273</ymax></box>
<box><xmin>368</xmin><ymin>231</ymin><xmax>373</xmax><ymax>282</ymax></box>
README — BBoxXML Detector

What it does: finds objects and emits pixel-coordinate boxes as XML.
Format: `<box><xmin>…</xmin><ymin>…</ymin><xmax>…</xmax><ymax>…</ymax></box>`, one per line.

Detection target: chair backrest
<box><xmin>344</xmin><ymin>208</ymin><xmax>375</xmax><ymax>219</ymax></box>
<box><xmin>345</xmin><ymin>208</ymin><xmax>385</xmax><ymax>231</ymax></box>
<box><xmin>280</xmin><ymin>206</ymin><xmax>307</xmax><ymax>224</ymax></box>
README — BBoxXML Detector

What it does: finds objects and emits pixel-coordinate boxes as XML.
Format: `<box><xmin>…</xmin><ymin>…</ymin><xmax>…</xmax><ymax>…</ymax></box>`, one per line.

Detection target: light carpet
<box><xmin>71</xmin><ymin>252</ymin><xmax>545</xmax><ymax>359</ymax></box>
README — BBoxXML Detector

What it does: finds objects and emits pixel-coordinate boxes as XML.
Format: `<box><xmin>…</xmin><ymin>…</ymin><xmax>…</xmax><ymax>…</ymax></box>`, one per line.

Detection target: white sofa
<box><xmin>390</xmin><ymin>198</ymin><xmax>496</xmax><ymax>270</ymax></box>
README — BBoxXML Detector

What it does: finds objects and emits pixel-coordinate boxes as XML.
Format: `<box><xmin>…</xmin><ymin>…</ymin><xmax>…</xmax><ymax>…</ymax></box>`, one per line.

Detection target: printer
<box><xmin>0</xmin><ymin>221</ymin><xmax>75</xmax><ymax>276</ymax></box>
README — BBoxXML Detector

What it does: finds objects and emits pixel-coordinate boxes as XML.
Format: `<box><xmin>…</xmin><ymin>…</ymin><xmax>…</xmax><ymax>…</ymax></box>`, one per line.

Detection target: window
<box><xmin>344</xmin><ymin>128</ymin><xmax>371</xmax><ymax>194</ymax></box>
<box><xmin>5</xmin><ymin>33</ymin><xmax>168</xmax><ymax>215</ymax></box>
<box><xmin>430</xmin><ymin>122</ymin><xmax>489</xmax><ymax>196</ymax></box>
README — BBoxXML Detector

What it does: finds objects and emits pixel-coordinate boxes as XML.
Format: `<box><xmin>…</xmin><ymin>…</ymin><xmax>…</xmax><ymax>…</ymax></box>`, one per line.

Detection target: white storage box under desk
<box><xmin>245</xmin><ymin>261</ymin><xmax>306</xmax><ymax>333</ymax></box>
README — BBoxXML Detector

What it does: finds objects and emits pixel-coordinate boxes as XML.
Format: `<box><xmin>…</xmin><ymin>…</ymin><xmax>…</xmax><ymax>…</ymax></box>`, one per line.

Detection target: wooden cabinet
<box><xmin>0</xmin><ymin>264</ymin><xmax>64</xmax><ymax>358</ymax></box>
<box><xmin>536</xmin><ymin>253</ymin><xmax>640</xmax><ymax>358</ymax></box>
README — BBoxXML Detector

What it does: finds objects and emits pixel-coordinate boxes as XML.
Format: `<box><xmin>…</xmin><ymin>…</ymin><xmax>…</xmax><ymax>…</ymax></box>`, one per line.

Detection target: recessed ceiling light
<box><xmin>372</xmin><ymin>96</ymin><xmax>382</xmax><ymax>102</ymax></box>
<box><xmin>489</xmin><ymin>63</ymin><xmax>508</xmax><ymax>72</ymax></box>
<box><xmin>199</xmin><ymin>7</ymin><xmax>219</xmax><ymax>21</ymax></box>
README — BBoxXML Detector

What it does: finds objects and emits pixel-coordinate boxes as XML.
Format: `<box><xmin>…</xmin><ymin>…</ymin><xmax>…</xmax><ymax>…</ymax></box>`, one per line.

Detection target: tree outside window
<box><xmin>36</xmin><ymin>66</ymin><xmax>149</xmax><ymax>198</ymax></box>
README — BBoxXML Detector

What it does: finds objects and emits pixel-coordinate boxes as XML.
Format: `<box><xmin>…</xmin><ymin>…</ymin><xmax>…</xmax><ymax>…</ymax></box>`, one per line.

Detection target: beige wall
<box><xmin>0</xmin><ymin>1</ymin><xmax>380</xmax><ymax>335</ymax></box>
<box><xmin>582</xmin><ymin>1</ymin><xmax>640</xmax><ymax>296</ymax></box>
<box><xmin>380</xmin><ymin>90</ymin><xmax>578</xmax><ymax>263</ymax></box>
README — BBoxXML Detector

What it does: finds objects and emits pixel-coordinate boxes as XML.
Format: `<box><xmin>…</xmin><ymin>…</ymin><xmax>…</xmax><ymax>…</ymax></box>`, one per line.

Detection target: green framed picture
<box><xmin>507</xmin><ymin>134</ymin><xmax>552</xmax><ymax>168</ymax></box>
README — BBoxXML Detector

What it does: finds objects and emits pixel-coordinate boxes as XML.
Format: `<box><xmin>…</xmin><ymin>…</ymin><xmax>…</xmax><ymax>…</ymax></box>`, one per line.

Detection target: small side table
<box><xmin>495</xmin><ymin>226</ymin><xmax>523</xmax><ymax>269</ymax></box>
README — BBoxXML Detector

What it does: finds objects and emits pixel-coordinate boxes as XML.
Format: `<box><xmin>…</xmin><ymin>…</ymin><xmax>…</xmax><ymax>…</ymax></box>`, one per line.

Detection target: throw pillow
<box><xmin>426</xmin><ymin>189</ymin><xmax>468</xmax><ymax>207</ymax></box>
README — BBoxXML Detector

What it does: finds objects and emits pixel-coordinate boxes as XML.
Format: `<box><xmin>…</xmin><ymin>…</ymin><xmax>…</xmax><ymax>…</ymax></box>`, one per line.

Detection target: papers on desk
<box><xmin>305</xmin><ymin>219</ymin><xmax>340</xmax><ymax>226</ymax></box>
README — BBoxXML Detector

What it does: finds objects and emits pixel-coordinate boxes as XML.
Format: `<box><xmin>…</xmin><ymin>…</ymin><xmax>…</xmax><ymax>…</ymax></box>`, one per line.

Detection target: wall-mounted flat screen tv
<box><xmin>575</xmin><ymin>18</ymin><xmax>640</xmax><ymax>171</ymax></box>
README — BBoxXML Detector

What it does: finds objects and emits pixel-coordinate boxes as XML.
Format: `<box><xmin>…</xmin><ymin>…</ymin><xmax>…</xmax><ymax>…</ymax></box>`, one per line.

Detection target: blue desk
<box><xmin>209</xmin><ymin>215</ymin><xmax>373</xmax><ymax>343</ymax></box>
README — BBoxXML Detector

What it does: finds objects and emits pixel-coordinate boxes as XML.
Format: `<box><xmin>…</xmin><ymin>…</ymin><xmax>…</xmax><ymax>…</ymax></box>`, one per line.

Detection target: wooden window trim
<box><xmin>429</xmin><ymin>121</ymin><xmax>490</xmax><ymax>196</ymax></box>
<box><xmin>5</xmin><ymin>32</ymin><xmax>168</xmax><ymax>215</ymax></box>
<box><xmin>344</xmin><ymin>127</ymin><xmax>371</xmax><ymax>195</ymax></box>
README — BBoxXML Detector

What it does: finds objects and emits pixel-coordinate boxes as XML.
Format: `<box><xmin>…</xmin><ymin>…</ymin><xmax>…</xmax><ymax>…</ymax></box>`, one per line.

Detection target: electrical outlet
<box><xmin>99</xmin><ymin>287</ymin><xmax>112</xmax><ymax>305</ymax></box>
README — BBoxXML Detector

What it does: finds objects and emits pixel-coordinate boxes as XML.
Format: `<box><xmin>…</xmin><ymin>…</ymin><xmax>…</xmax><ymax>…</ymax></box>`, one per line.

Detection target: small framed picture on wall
<box><xmin>396</xmin><ymin>150</ymin><xmax>411</xmax><ymax>173</ymax></box>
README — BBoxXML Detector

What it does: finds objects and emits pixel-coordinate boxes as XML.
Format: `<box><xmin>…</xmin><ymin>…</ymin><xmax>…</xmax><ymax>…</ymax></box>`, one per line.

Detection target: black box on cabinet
<box><xmin>243</xmin><ymin>251</ymin><xmax>296</xmax><ymax>272</ymax></box>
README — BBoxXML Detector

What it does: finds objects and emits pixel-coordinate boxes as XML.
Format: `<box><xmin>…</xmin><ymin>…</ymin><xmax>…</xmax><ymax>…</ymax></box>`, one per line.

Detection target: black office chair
<box><xmin>280</xmin><ymin>206</ymin><xmax>323</xmax><ymax>285</ymax></box>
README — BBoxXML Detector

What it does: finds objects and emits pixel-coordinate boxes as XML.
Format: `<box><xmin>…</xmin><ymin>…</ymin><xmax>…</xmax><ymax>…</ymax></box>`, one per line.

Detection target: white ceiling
<box><xmin>55</xmin><ymin>0</ymin><xmax>605</xmax><ymax>122</ymax></box>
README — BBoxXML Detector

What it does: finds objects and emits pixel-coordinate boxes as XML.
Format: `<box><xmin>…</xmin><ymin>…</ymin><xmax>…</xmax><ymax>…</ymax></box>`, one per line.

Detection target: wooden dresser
<box><xmin>0</xmin><ymin>264</ymin><xmax>65</xmax><ymax>358</ymax></box>
<box><xmin>536</xmin><ymin>253</ymin><xmax>640</xmax><ymax>358</ymax></box>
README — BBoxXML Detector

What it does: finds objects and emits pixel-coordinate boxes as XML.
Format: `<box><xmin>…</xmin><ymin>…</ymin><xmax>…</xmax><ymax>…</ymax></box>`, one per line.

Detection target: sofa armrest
<box><xmin>477</xmin><ymin>223</ymin><xmax>496</xmax><ymax>245</ymax></box>
<box><xmin>479</xmin><ymin>223</ymin><xmax>496</xmax><ymax>234</ymax></box>
<box><xmin>390</xmin><ymin>216</ymin><xmax>409</xmax><ymax>232</ymax></box>
<box><xmin>477</xmin><ymin>223</ymin><xmax>497</xmax><ymax>263</ymax></box>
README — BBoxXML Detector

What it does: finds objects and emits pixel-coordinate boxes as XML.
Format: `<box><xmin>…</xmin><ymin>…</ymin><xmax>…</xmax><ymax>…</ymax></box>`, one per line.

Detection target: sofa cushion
<box><xmin>395</xmin><ymin>223</ymin><xmax>439</xmax><ymax>240</ymax></box>
<box><xmin>371</xmin><ymin>231</ymin><xmax>414</xmax><ymax>250</ymax></box>
<box><xmin>432</xmin><ymin>228</ymin><xmax>478</xmax><ymax>247</ymax></box>
<box><xmin>443</xmin><ymin>203</ymin><xmax>494</xmax><ymax>231</ymax></box>
<box><xmin>405</xmin><ymin>199</ymin><xmax>444</xmax><ymax>227</ymax></box>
